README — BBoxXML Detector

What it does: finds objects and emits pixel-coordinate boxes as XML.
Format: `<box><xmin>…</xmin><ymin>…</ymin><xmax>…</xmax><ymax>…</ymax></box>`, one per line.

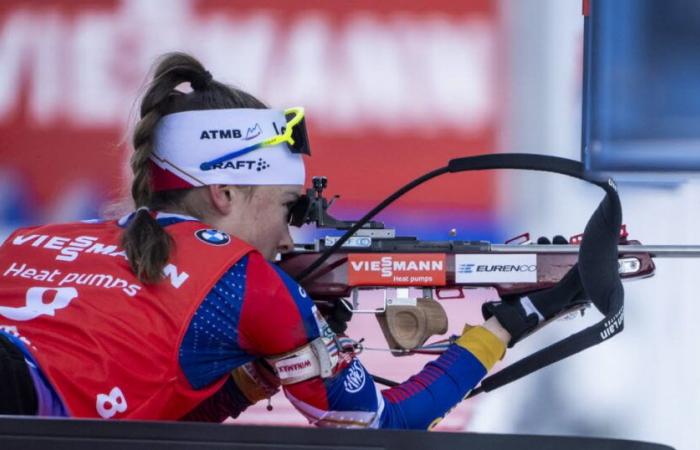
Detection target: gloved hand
<box><xmin>482</xmin><ymin>235</ymin><xmax>587</xmax><ymax>347</ymax></box>
<box><xmin>182</xmin><ymin>360</ymin><xmax>280</xmax><ymax>422</ymax></box>
<box><xmin>317</xmin><ymin>298</ymin><xmax>353</xmax><ymax>335</ymax></box>
<box><xmin>230</xmin><ymin>359</ymin><xmax>280</xmax><ymax>403</ymax></box>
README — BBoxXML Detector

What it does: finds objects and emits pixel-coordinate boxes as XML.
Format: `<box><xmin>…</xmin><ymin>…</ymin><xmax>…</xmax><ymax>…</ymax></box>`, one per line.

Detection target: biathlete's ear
<box><xmin>208</xmin><ymin>185</ymin><xmax>235</xmax><ymax>214</ymax></box>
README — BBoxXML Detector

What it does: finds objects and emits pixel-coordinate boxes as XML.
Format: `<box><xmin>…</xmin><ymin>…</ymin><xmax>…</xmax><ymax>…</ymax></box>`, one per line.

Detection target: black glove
<box><xmin>482</xmin><ymin>235</ymin><xmax>586</xmax><ymax>347</ymax></box>
<box><xmin>318</xmin><ymin>299</ymin><xmax>353</xmax><ymax>335</ymax></box>
<box><xmin>483</xmin><ymin>265</ymin><xmax>586</xmax><ymax>347</ymax></box>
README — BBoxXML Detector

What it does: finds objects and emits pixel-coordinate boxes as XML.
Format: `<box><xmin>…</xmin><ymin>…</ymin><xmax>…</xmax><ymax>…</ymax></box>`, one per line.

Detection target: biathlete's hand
<box><xmin>230</xmin><ymin>360</ymin><xmax>280</xmax><ymax>403</ymax></box>
<box><xmin>317</xmin><ymin>298</ymin><xmax>353</xmax><ymax>335</ymax></box>
<box><xmin>482</xmin><ymin>235</ymin><xmax>587</xmax><ymax>347</ymax></box>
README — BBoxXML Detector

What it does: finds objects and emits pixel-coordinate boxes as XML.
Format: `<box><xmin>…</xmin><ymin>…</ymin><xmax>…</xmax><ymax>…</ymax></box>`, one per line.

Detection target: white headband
<box><xmin>150</xmin><ymin>108</ymin><xmax>306</xmax><ymax>190</ymax></box>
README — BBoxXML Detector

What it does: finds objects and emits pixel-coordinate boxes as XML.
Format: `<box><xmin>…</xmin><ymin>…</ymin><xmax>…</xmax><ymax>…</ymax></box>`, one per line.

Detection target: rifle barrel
<box><xmin>490</xmin><ymin>244</ymin><xmax>700</xmax><ymax>257</ymax></box>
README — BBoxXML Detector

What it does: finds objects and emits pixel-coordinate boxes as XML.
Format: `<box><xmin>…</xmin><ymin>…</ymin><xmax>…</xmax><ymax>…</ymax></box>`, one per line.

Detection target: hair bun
<box><xmin>191</xmin><ymin>70</ymin><xmax>213</xmax><ymax>91</ymax></box>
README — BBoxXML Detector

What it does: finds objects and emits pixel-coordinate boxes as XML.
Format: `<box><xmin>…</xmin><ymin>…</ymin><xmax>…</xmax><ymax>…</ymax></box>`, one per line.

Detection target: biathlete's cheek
<box><xmin>277</xmin><ymin>226</ymin><xmax>293</xmax><ymax>251</ymax></box>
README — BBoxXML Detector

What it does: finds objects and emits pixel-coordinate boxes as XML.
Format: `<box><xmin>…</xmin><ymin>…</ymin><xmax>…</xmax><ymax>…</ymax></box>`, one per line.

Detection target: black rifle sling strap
<box><xmin>451</xmin><ymin>155</ymin><xmax>623</xmax><ymax>397</ymax></box>
<box><xmin>301</xmin><ymin>153</ymin><xmax>624</xmax><ymax>394</ymax></box>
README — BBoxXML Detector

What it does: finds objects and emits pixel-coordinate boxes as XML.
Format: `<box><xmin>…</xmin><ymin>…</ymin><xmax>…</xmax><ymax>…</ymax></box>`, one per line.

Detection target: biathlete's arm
<box><xmin>178</xmin><ymin>253</ymin><xmax>276</xmax><ymax>422</ymax></box>
<box><xmin>237</xmin><ymin>253</ymin><xmax>506</xmax><ymax>429</ymax></box>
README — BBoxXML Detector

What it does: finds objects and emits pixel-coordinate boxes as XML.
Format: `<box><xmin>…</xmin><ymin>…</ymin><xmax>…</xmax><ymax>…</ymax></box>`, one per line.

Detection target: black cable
<box><xmin>371</xmin><ymin>374</ymin><xmax>400</xmax><ymax>388</ymax></box>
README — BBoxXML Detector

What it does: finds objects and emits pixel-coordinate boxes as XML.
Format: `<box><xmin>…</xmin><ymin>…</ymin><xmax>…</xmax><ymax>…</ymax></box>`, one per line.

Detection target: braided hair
<box><xmin>123</xmin><ymin>52</ymin><xmax>266</xmax><ymax>283</ymax></box>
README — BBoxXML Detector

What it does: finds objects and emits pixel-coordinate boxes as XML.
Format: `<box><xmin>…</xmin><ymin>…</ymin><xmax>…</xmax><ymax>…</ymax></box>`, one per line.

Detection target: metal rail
<box><xmin>490</xmin><ymin>244</ymin><xmax>700</xmax><ymax>257</ymax></box>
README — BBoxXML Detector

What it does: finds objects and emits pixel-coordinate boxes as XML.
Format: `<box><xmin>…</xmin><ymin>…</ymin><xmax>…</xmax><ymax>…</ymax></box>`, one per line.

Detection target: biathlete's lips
<box><xmin>149</xmin><ymin>107</ymin><xmax>309</xmax><ymax>191</ymax></box>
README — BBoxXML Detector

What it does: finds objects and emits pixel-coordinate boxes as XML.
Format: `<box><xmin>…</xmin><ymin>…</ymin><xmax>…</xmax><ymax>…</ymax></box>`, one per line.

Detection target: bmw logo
<box><xmin>195</xmin><ymin>229</ymin><xmax>231</xmax><ymax>246</ymax></box>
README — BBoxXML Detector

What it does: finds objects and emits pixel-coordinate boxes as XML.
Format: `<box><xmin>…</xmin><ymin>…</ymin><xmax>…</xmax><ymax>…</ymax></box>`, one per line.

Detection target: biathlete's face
<box><xmin>215</xmin><ymin>185</ymin><xmax>302</xmax><ymax>260</ymax></box>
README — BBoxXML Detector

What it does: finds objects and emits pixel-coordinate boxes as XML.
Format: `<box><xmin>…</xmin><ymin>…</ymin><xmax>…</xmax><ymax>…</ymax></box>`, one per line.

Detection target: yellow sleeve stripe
<box><xmin>455</xmin><ymin>325</ymin><xmax>506</xmax><ymax>371</ymax></box>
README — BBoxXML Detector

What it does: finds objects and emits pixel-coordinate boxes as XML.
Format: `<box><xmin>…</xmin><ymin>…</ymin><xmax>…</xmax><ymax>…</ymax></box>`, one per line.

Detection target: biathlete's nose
<box><xmin>278</xmin><ymin>230</ymin><xmax>294</xmax><ymax>255</ymax></box>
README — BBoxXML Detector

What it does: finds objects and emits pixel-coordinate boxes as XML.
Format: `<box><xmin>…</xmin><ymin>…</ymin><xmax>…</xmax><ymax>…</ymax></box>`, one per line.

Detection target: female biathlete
<box><xmin>0</xmin><ymin>52</ymin><xmax>586</xmax><ymax>428</ymax></box>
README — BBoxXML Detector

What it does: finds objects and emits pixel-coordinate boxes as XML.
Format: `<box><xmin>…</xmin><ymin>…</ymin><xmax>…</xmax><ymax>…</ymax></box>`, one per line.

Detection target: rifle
<box><xmin>279</xmin><ymin>154</ymin><xmax>696</xmax><ymax>394</ymax></box>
